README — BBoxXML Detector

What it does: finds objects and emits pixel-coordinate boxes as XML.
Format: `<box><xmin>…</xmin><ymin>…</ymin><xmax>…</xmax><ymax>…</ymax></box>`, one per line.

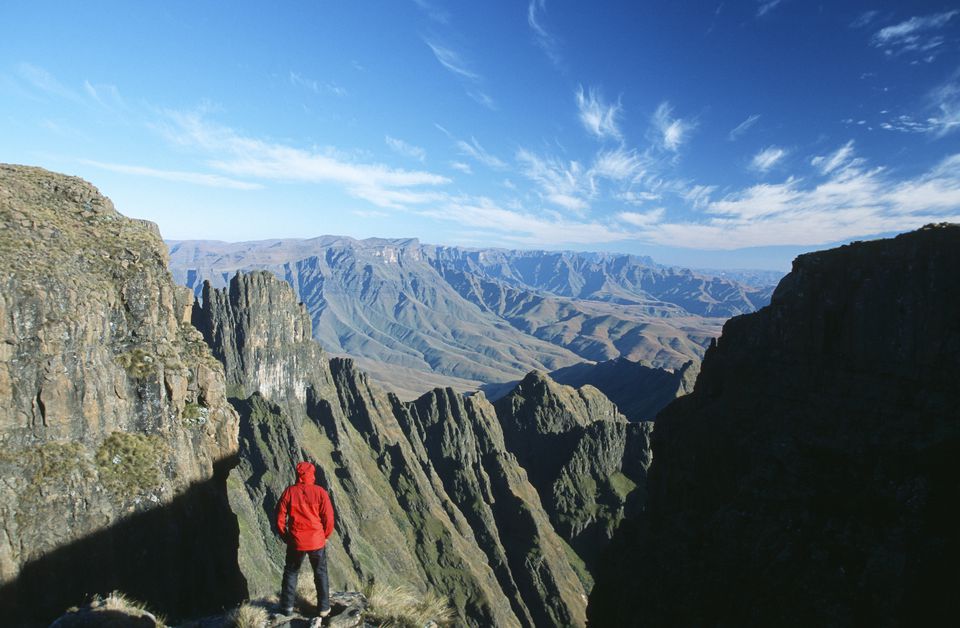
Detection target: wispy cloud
<box><xmin>450</xmin><ymin>161</ymin><xmax>472</xmax><ymax>174</ymax></box>
<box><xmin>81</xmin><ymin>159</ymin><xmax>262</xmax><ymax>190</ymax></box>
<box><xmin>456</xmin><ymin>136</ymin><xmax>506</xmax><ymax>169</ymax></box>
<box><xmin>878</xmin><ymin>71</ymin><xmax>960</xmax><ymax>137</ymax></box>
<box><xmin>617</xmin><ymin>208</ymin><xmax>665</xmax><ymax>227</ymax></box>
<box><xmin>289</xmin><ymin>71</ymin><xmax>346</xmax><ymax>97</ymax></box>
<box><xmin>162</xmin><ymin>110</ymin><xmax>449</xmax><ymax>209</ymax></box>
<box><xmin>591</xmin><ymin>147</ymin><xmax>647</xmax><ymax>181</ymax></box>
<box><xmin>385</xmin><ymin>135</ymin><xmax>426</xmax><ymax>161</ymax></box>
<box><xmin>528</xmin><ymin>0</ymin><xmax>562</xmax><ymax>65</ymax></box>
<box><xmin>756</xmin><ymin>0</ymin><xmax>784</xmax><ymax>18</ymax></box>
<box><xmin>810</xmin><ymin>140</ymin><xmax>858</xmax><ymax>174</ymax></box>
<box><xmin>425</xmin><ymin>40</ymin><xmax>480</xmax><ymax>81</ymax></box>
<box><xmin>872</xmin><ymin>11</ymin><xmax>958</xmax><ymax>57</ymax></box>
<box><xmin>636</xmin><ymin>145</ymin><xmax>960</xmax><ymax>249</ymax></box>
<box><xmin>929</xmin><ymin>70</ymin><xmax>960</xmax><ymax>136</ymax></box>
<box><xmin>411</xmin><ymin>0</ymin><xmax>449</xmax><ymax>24</ymax></box>
<box><xmin>516</xmin><ymin>148</ymin><xmax>590</xmax><ymax>212</ymax></box>
<box><xmin>750</xmin><ymin>146</ymin><xmax>787</xmax><ymax>172</ymax></box>
<box><xmin>651</xmin><ymin>102</ymin><xmax>695</xmax><ymax>152</ymax></box>
<box><xmin>515</xmin><ymin>145</ymin><xmax>647</xmax><ymax>213</ymax></box>
<box><xmin>851</xmin><ymin>10</ymin><xmax>880</xmax><ymax>28</ymax></box>
<box><xmin>83</xmin><ymin>80</ymin><xmax>126</xmax><ymax>110</ymax></box>
<box><xmin>424</xmin><ymin>39</ymin><xmax>495</xmax><ymax>109</ymax></box>
<box><xmin>16</xmin><ymin>63</ymin><xmax>84</xmax><ymax>104</ymax></box>
<box><xmin>576</xmin><ymin>85</ymin><xmax>622</xmax><ymax>141</ymax></box>
<box><xmin>420</xmin><ymin>195</ymin><xmax>630</xmax><ymax>245</ymax></box>
<box><xmin>728</xmin><ymin>113</ymin><xmax>760</xmax><ymax>140</ymax></box>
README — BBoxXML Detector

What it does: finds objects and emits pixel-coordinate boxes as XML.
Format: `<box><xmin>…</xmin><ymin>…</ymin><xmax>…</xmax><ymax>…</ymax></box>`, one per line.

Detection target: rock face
<box><xmin>167</xmin><ymin>236</ymin><xmax>770</xmax><ymax>397</ymax></box>
<box><xmin>192</xmin><ymin>271</ymin><xmax>589</xmax><ymax>626</ymax></box>
<box><xmin>494</xmin><ymin>372</ymin><xmax>653</xmax><ymax>571</ymax></box>
<box><xmin>588</xmin><ymin>225</ymin><xmax>960</xmax><ymax>626</ymax></box>
<box><xmin>0</xmin><ymin>165</ymin><xmax>243</xmax><ymax>626</ymax></box>
<box><xmin>485</xmin><ymin>356</ymin><xmax>699</xmax><ymax>422</ymax></box>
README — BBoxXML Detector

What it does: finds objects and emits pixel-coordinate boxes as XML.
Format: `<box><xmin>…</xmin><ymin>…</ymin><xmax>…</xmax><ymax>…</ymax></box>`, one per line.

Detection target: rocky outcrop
<box><xmin>193</xmin><ymin>271</ymin><xmax>588</xmax><ymax>626</ymax></box>
<box><xmin>497</xmin><ymin>356</ymin><xmax>698</xmax><ymax>422</ymax></box>
<box><xmin>0</xmin><ymin>165</ymin><xmax>243</xmax><ymax>625</ymax></box>
<box><xmin>588</xmin><ymin>224</ymin><xmax>960</xmax><ymax>626</ymax></box>
<box><xmin>495</xmin><ymin>372</ymin><xmax>653</xmax><ymax>571</ymax></box>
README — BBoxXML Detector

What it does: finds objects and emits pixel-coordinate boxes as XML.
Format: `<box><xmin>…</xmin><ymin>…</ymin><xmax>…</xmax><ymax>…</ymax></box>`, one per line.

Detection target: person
<box><xmin>275</xmin><ymin>461</ymin><xmax>335</xmax><ymax>618</ymax></box>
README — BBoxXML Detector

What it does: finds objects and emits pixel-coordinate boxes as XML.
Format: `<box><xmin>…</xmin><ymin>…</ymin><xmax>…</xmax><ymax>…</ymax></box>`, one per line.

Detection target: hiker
<box><xmin>275</xmin><ymin>461</ymin><xmax>335</xmax><ymax>618</ymax></box>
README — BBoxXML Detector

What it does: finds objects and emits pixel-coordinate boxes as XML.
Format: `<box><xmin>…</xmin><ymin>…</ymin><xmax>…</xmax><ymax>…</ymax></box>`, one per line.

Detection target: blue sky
<box><xmin>2</xmin><ymin>0</ymin><xmax>959</xmax><ymax>270</ymax></box>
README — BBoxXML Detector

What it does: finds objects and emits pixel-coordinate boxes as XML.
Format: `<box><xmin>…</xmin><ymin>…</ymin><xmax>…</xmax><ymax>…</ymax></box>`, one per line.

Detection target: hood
<box><xmin>295</xmin><ymin>461</ymin><xmax>316</xmax><ymax>485</ymax></box>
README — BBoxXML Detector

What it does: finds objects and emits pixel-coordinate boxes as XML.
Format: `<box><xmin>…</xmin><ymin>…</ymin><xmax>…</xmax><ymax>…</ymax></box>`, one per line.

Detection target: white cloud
<box><xmin>617</xmin><ymin>190</ymin><xmax>660</xmax><ymax>205</ymax></box>
<box><xmin>289</xmin><ymin>71</ymin><xmax>346</xmax><ymax>97</ymax></box>
<box><xmin>385</xmin><ymin>135</ymin><xmax>426</xmax><ymax>161</ymax></box>
<box><xmin>929</xmin><ymin>72</ymin><xmax>960</xmax><ymax>136</ymax></box>
<box><xmin>468</xmin><ymin>90</ymin><xmax>497</xmax><ymax>110</ymax></box>
<box><xmin>420</xmin><ymin>196</ymin><xmax>629</xmax><ymax>245</ymax></box>
<box><xmin>16</xmin><ymin>63</ymin><xmax>84</xmax><ymax>104</ymax></box>
<box><xmin>516</xmin><ymin>148</ymin><xmax>590</xmax><ymax>212</ymax></box>
<box><xmin>162</xmin><ymin>110</ymin><xmax>449</xmax><ymax>209</ymax></box>
<box><xmin>652</xmin><ymin>102</ymin><xmax>695</xmax><ymax>152</ymax></box>
<box><xmin>728</xmin><ymin>113</ymin><xmax>760</xmax><ymax>141</ymax></box>
<box><xmin>851</xmin><ymin>10</ymin><xmax>879</xmax><ymax>28</ymax></box>
<box><xmin>591</xmin><ymin>148</ymin><xmax>646</xmax><ymax>181</ymax></box>
<box><xmin>411</xmin><ymin>0</ymin><xmax>449</xmax><ymax>23</ymax></box>
<box><xmin>576</xmin><ymin>86</ymin><xmax>622</xmax><ymax>141</ymax></box>
<box><xmin>528</xmin><ymin>0</ymin><xmax>562</xmax><ymax>65</ymax></box>
<box><xmin>83</xmin><ymin>81</ymin><xmax>126</xmax><ymax>110</ymax></box>
<box><xmin>811</xmin><ymin>140</ymin><xmax>857</xmax><ymax>174</ymax></box>
<box><xmin>617</xmin><ymin>208</ymin><xmax>665</xmax><ymax>227</ymax></box>
<box><xmin>750</xmin><ymin>146</ymin><xmax>787</xmax><ymax>172</ymax></box>
<box><xmin>635</xmin><ymin>149</ymin><xmax>960</xmax><ymax>249</ymax></box>
<box><xmin>425</xmin><ymin>40</ymin><xmax>480</xmax><ymax>81</ymax></box>
<box><xmin>457</xmin><ymin>137</ymin><xmax>506</xmax><ymax>169</ymax></box>
<box><xmin>872</xmin><ymin>11</ymin><xmax>958</xmax><ymax>57</ymax></box>
<box><xmin>81</xmin><ymin>159</ymin><xmax>262</xmax><ymax>190</ymax></box>
<box><xmin>756</xmin><ymin>0</ymin><xmax>783</xmax><ymax>17</ymax></box>
<box><xmin>450</xmin><ymin>161</ymin><xmax>472</xmax><ymax>174</ymax></box>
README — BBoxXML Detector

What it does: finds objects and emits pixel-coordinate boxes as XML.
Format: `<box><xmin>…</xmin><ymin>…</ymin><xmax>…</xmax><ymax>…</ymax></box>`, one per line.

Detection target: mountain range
<box><xmin>168</xmin><ymin>237</ymin><xmax>777</xmax><ymax>399</ymax></box>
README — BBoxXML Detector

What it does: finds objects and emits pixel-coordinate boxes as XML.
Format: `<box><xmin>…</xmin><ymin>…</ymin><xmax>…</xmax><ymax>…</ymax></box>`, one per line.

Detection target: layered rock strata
<box><xmin>0</xmin><ymin>165</ymin><xmax>243</xmax><ymax>625</ymax></box>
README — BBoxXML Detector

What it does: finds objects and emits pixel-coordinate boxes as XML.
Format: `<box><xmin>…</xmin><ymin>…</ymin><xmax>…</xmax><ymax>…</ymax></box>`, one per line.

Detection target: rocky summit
<box><xmin>0</xmin><ymin>165</ymin><xmax>244</xmax><ymax>625</ymax></box>
<box><xmin>588</xmin><ymin>224</ymin><xmax>960</xmax><ymax>626</ymax></box>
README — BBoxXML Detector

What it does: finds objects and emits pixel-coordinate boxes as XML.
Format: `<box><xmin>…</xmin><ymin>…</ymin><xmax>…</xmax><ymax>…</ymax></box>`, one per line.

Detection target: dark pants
<box><xmin>279</xmin><ymin>545</ymin><xmax>329</xmax><ymax>613</ymax></box>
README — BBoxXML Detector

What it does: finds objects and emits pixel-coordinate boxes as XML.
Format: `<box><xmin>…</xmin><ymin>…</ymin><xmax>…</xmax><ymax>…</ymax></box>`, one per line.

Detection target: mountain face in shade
<box><xmin>0</xmin><ymin>165</ymin><xmax>244</xmax><ymax>626</ymax></box>
<box><xmin>494</xmin><ymin>372</ymin><xmax>653</xmax><ymax>571</ymax></box>
<box><xmin>168</xmin><ymin>237</ymin><xmax>772</xmax><ymax>398</ymax></box>
<box><xmin>484</xmin><ymin>356</ymin><xmax>699</xmax><ymax>422</ymax></box>
<box><xmin>588</xmin><ymin>224</ymin><xmax>960</xmax><ymax>627</ymax></box>
<box><xmin>193</xmin><ymin>271</ymin><xmax>591</xmax><ymax>627</ymax></box>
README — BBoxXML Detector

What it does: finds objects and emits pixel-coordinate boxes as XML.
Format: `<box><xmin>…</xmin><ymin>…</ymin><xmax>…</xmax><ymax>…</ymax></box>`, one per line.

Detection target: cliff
<box><xmin>0</xmin><ymin>165</ymin><xmax>243</xmax><ymax>625</ymax></box>
<box><xmin>193</xmin><ymin>271</ymin><xmax>589</xmax><ymax>626</ymax></box>
<box><xmin>495</xmin><ymin>372</ymin><xmax>653</xmax><ymax>571</ymax></box>
<box><xmin>588</xmin><ymin>224</ymin><xmax>960</xmax><ymax>626</ymax></box>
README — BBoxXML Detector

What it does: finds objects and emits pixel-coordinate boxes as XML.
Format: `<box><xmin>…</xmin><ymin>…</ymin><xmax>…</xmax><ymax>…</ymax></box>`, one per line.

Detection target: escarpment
<box><xmin>588</xmin><ymin>224</ymin><xmax>960</xmax><ymax>626</ymax></box>
<box><xmin>495</xmin><ymin>372</ymin><xmax>652</xmax><ymax>571</ymax></box>
<box><xmin>194</xmin><ymin>271</ymin><xmax>589</xmax><ymax>626</ymax></box>
<box><xmin>0</xmin><ymin>165</ymin><xmax>243</xmax><ymax>625</ymax></box>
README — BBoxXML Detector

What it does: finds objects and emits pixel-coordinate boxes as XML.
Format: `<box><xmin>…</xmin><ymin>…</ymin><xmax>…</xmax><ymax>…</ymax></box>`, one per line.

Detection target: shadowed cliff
<box><xmin>0</xmin><ymin>165</ymin><xmax>244</xmax><ymax>625</ymax></box>
<box><xmin>588</xmin><ymin>224</ymin><xmax>960</xmax><ymax>627</ymax></box>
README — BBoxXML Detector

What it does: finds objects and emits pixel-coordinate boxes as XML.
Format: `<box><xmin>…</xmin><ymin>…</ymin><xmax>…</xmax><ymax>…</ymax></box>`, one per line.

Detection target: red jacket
<box><xmin>276</xmin><ymin>462</ymin><xmax>335</xmax><ymax>551</ymax></box>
